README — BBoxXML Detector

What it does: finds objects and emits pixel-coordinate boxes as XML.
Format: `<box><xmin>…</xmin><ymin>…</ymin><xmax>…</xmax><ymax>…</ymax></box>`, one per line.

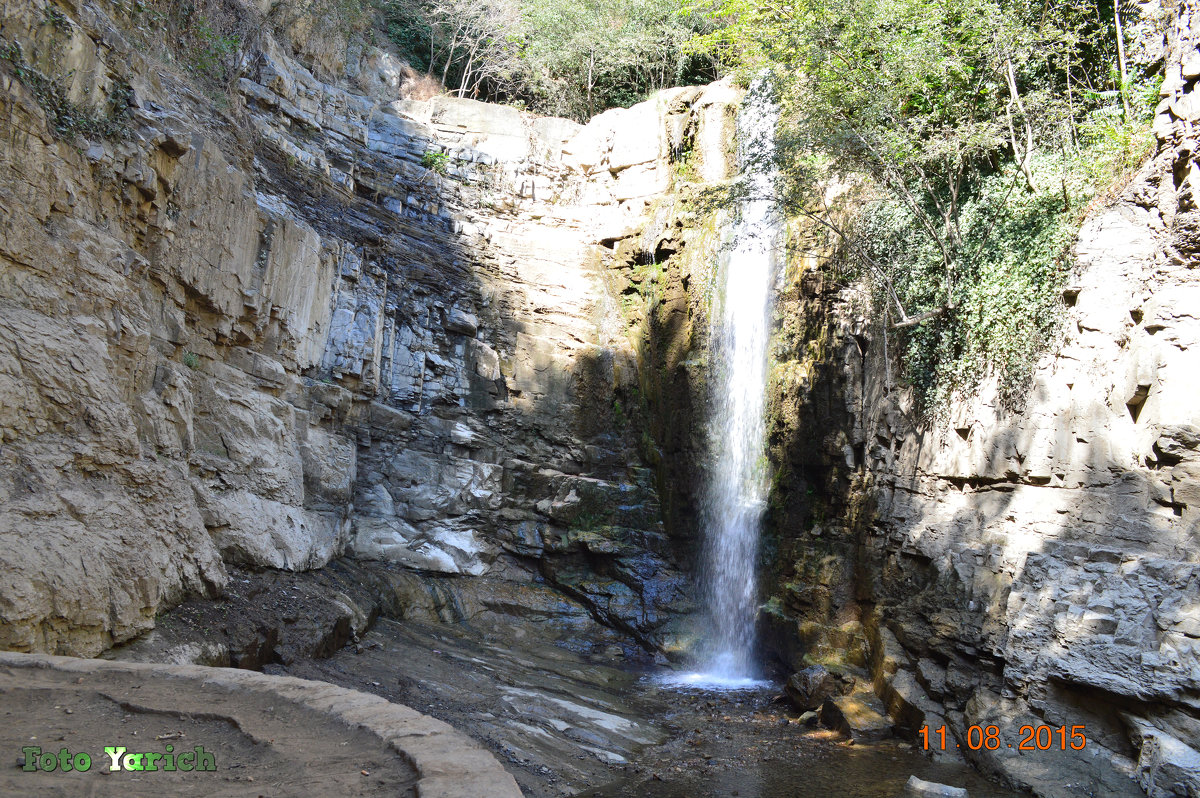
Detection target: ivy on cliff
<box><xmin>689</xmin><ymin>0</ymin><xmax>1158</xmax><ymax>412</ymax></box>
<box><xmin>0</xmin><ymin>40</ymin><xmax>133</xmax><ymax>139</ymax></box>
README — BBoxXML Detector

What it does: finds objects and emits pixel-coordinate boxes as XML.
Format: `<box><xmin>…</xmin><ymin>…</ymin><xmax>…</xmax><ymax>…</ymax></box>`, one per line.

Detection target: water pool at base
<box><xmin>655</xmin><ymin>672</ymin><xmax>774</xmax><ymax>691</ymax></box>
<box><xmin>277</xmin><ymin>612</ymin><xmax>1031</xmax><ymax>798</ymax></box>
<box><xmin>587</xmin><ymin>678</ymin><xmax>1029</xmax><ymax>798</ymax></box>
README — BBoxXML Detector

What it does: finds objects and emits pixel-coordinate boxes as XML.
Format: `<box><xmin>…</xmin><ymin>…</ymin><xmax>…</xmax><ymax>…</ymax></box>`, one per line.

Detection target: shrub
<box><xmin>420</xmin><ymin>149</ymin><xmax>450</xmax><ymax>173</ymax></box>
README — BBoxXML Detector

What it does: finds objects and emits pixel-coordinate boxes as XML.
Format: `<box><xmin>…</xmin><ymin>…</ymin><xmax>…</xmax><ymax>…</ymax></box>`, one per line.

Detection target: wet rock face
<box><xmin>0</xmin><ymin>3</ymin><xmax>736</xmax><ymax>656</ymax></box>
<box><xmin>762</xmin><ymin>4</ymin><xmax>1200</xmax><ymax>795</ymax></box>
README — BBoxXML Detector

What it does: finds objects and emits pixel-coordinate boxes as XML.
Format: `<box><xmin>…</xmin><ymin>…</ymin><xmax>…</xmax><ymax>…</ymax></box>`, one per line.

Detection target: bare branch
<box><xmin>1004</xmin><ymin>57</ymin><xmax>1038</xmax><ymax>192</ymax></box>
<box><xmin>891</xmin><ymin>305</ymin><xmax>949</xmax><ymax>329</ymax></box>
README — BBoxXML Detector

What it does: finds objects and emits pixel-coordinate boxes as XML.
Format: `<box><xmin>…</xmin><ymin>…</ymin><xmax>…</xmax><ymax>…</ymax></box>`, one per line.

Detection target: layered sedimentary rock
<box><xmin>0</xmin><ymin>0</ymin><xmax>738</xmax><ymax>658</ymax></box>
<box><xmin>757</xmin><ymin>4</ymin><xmax>1200</xmax><ymax>796</ymax></box>
<box><xmin>6</xmin><ymin>1</ymin><xmax>1195</xmax><ymax>796</ymax></box>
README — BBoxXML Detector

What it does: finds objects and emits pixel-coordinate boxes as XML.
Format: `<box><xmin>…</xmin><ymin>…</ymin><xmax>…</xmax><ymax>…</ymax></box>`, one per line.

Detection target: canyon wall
<box><xmin>3</xmin><ymin>1</ymin><xmax>1195</xmax><ymax>796</ymax></box>
<box><xmin>0</xmin><ymin>0</ymin><xmax>737</xmax><ymax>659</ymax></box>
<box><xmin>758</xmin><ymin>3</ymin><xmax>1200</xmax><ymax>796</ymax></box>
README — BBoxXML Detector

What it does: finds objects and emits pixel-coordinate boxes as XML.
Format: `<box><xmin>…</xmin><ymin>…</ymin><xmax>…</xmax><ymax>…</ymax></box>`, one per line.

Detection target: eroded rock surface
<box><xmin>0</xmin><ymin>0</ymin><xmax>739</xmax><ymax>657</ymax></box>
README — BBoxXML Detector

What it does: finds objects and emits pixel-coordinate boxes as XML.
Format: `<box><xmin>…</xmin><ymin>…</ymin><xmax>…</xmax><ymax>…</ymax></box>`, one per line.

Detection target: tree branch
<box><xmin>1005</xmin><ymin>57</ymin><xmax>1038</xmax><ymax>192</ymax></box>
<box><xmin>891</xmin><ymin>304</ymin><xmax>949</xmax><ymax>328</ymax></box>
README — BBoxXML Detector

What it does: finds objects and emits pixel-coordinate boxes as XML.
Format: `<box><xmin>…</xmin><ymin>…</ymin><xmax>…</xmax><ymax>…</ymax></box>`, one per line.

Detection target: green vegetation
<box><xmin>6</xmin><ymin>1</ymin><xmax>1153</xmax><ymax>416</ymax></box>
<box><xmin>128</xmin><ymin>0</ymin><xmax>250</xmax><ymax>87</ymax></box>
<box><xmin>182</xmin><ymin>352</ymin><xmax>201</xmax><ymax>369</ymax></box>
<box><xmin>612</xmin><ymin>397</ymin><xmax>627</xmax><ymax>427</ymax></box>
<box><xmin>188</xmin><ymin>18</ymin><xmax>242</xmax><ymax>79</ymax></box>
<box><xmin>859</xmin><ymin>159</ymin><xmax>1078</xmax><ymax>411</ymax></box>
<box><xmin>420</xmin><ymin>149</ymin><xmax>450</xmax><ymax>172</ymax></box>
<box><xmin>0</xmin><ymin>40</ymin><xmax>132</xmax><ymax>139</ymax></box>
<box><xmin>376</xmin><ymin>0</ymin><xmax>717</xmax><ymax>119</ymax></box>
<box><xmin>42</xmin><ymin>7</ymin><xmax>72</xmax><ymax>33</ymax></box>
<box><xmin>511</xmin><ymin>0</ymin><xmax>716</xmax><ymax>118</ymax></box>
<box><xmin>690</xmin><ymin>0</ymin><xmax>1158</xmax><ymax>412</ymax></box>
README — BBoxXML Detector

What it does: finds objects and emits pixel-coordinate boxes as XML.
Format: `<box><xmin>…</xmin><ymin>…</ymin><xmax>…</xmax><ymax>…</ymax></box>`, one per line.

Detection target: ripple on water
<box><xmin>651</xmin><ymin>672</ymin><xmax>774</xmax><ymax>691</ymax></box>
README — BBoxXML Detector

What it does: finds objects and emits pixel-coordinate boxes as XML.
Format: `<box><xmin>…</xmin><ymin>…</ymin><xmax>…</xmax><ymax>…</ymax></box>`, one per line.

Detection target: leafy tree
<box><xmin>380</xmin><ymin>0</ymin><xmax>716</xmax><ymax>118</ymax></box>
<box><xmin>376</xmin><ymin>0</ymin><xmax>522</xmax><ymax>97</ymax></box>
<box><xmin>690</xmin><ymin>0</ymin><xmax>1157</xmax><ymax>408</ymax></box>
<box><xmin>428</xmin><ymin>0</ymin><xmax>522</xmax><ymax>97</ymax></box>
<box><xmin>697</xmin><ymin>0</ymin><xmax>1033</xmax><ymax>319</ymax></box>
<box><xmin>517</xmin><ymin>0</ymin><xmax>715</xmax><ymax>118</ymax></box>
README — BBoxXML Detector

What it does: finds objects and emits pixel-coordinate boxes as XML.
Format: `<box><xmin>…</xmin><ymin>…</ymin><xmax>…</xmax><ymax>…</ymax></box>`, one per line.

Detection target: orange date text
<box><xmin>918</xmin><ymin>724</ymin><xmax>1086</xmax><ymax>751</ymax></box>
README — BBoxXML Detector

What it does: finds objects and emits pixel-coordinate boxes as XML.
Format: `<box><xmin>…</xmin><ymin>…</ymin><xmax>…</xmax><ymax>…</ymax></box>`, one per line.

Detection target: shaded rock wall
<box><xmin>0</xmin><ymin>0</ymin><xmax>737</xmax><ymax>657</ymax></box>
<box><xmin>761</xmin><ymin>3</ymin><xmax>1200</xmax><ymax>796</ymax></box>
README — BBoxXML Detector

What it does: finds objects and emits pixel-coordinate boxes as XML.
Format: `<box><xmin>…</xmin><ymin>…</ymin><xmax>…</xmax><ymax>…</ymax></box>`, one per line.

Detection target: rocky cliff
<box><xmin>0</xmin><ymin>0</ymin><xmax>739</xmax><ymax>660</ymax></box>
<box><xmin>4</xmin><ymin>1</ymin><xmax>1197</xmax><ymax>796</ymax></box>
<box><xmin>756</xmin><ymin>3</ymin><xmax>1200</xmax><ymax>797</ymax></box>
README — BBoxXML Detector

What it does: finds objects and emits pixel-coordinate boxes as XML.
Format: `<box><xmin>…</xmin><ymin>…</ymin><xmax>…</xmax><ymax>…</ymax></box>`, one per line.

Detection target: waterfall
<box><xmin>699</xmin><ymin>75</ymin><xmax>780</xmax><ymax>682</ymax></box>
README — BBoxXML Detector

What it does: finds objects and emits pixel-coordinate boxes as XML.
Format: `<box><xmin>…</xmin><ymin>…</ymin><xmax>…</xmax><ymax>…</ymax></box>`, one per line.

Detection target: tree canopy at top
<box><xmin>378</xmin><ymin>0</ymin><xmax>717</xmax><ymax>119</ymax></box>
<box><xmin>689</xmin><ymin>0</ymin><xmax>1157</xmax><ymax>408</ymax></box>
<box><xmin>377</xmin><ymin>0</ymin><xmax>1157</xmax><ymax>408</ymax></box>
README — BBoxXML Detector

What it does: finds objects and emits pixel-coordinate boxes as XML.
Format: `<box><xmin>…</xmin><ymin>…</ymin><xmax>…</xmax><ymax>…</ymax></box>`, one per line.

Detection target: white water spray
<box><xmin>698</xmin><ymin>75</ymin><xmax>781</xmax><ymax>684</ymax></box>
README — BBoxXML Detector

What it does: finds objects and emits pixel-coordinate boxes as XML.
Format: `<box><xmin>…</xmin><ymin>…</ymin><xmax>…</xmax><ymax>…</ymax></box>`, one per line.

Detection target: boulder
<box><xmin>785</xmin><ymin>665</ymin><xmax>837</xmax><ymax>711</ymax></box>
<box><xmin>820</xmin><ymin>692</ymin><xmax>893</xmax><ymax>742</ymax></box>
<box><xmin>1125</xmin><ymin>714</ymin><xmax>1200</xmax><ymax>798</ymax></box>
<box><xmin>904</xmin><ymin>776</ymin><xmax>968</xmax><ymax>798</ymax></box>
<box><xmin>444</xmin><ymin>307</ymin><xmax>479</xmax><ymax>337</ymax></box>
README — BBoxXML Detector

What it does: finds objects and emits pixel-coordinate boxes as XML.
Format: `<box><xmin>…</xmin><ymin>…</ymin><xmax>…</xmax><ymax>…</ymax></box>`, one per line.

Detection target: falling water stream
<box><xmin>665</xmin><ymin>75</ymin><xmax>781</xmax><ymax>688</ymax></box>
<box><xmin>265</xmin><ymin>77</ymin><xmax>1023</xmax><ymax>798</ymax></box>
<box><xmin>701</xmin><ymin>75</ymin><xmax>780</xmax><ymax>682</ymax></box>
<box><xmin>613</xmin><ymin>77</ymin><xmax>1023</xmax><ymax>798</ymax></box>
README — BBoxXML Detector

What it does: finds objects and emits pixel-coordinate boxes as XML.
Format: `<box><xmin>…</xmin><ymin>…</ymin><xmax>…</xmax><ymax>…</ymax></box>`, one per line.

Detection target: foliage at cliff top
<box><xmin>690</xmin><ymin>0</ymin><xmax>1158</xmax><ymax>413</ymax></box>
<box><xmin>112</xmin><ymin>0</ymin><xmax>713</xmax><ymax>120</ymax></box>
<box><xmin>115</xmin><ymin>0</ymin><xmax>1158</xmax><ymax>413</ymax></box>
<box><xmin>377</xmin><ymin>0</ymin><xmax>717</xmax><ymax>119</ymax></box>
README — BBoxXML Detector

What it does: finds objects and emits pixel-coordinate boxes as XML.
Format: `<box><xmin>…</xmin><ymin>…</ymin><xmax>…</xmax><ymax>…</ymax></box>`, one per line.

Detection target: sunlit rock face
<box><xmin>758</xmin><ymin>5</ymin><xmax>1200</xmax><ymax>796</ymax></box>
<box><xmin>9</xmin><ymin>0</ymin><xmax>1196</xmax><ymax>793</ymax></box>
<box><xmin>0</xmin><ymin>1</ymin><xmax>739</xmax><ymax>657</ymax></box>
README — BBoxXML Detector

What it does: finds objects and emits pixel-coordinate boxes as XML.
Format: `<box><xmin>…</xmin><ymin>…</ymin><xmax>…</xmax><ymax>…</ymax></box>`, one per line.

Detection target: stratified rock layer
<box><xmin>0</xmin><ymin>0</ymin><xmax>737</xmax><ymax>657</ymax></box>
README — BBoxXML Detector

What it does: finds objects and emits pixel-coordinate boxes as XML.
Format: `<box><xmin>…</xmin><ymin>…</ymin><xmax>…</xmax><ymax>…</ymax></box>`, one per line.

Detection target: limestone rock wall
<box><xmin>0</xmin><ymin>0</ymin><xmax>737</xmax><ymax>657</ymax></box>
<box><xmin>761</xmin><ymin>4</ymin><xmax>1200</xmax><ymax>796</ymax></box>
